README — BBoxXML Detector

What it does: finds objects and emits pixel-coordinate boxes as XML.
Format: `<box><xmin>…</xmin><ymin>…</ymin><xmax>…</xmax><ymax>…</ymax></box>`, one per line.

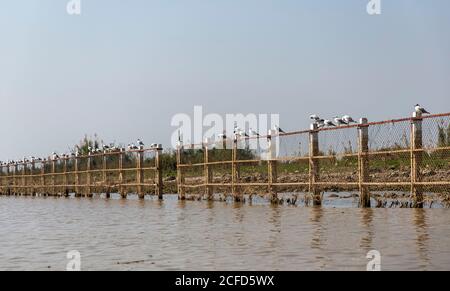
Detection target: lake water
<box><xmin>0</xmin><ymin>194</ymin><xmax>449</xmax><ymax>271</ymax></box>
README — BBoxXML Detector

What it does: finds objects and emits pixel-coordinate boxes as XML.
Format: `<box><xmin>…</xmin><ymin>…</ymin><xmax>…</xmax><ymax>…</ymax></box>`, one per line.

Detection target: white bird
<box><xmin>218</xmin><ymin>133</ymin><xmax>227</xmax><ymax>139</ymax></box>
<box><xmin>310</xmin><ymin>114</ymin><xmax>321</xmax><ymax>121</ymax></box>
<box><xmin>274</xmin><ymin>125</ymin><xmax>286</xmax><ymax>134</ymax></box>
<box><xmin>150</xmin><ymin>143</ymin><xmax>158</xmax><ymax>148</ymax></box>
<box><xmin>342</xmin><ymin>115</ymin><xmax>357</xmax><ymax>124</ymax></box>
<box><xmin>137</xmin><ymin>139</ymin><xmax>145</xmax><ymax>150</ymax></box>
<box><xmin>415</xmin><ymin>104</ymin><xmax>430</xmax><ymax>114</ymax></box>
<box><xmin>128</xmin><ymin>143</ymin><xmax>138</xmax><ymax>150</ymax></box>
<box><xmin>333</xmin><ymin>116</ymin><xmax>348</xmax><ymax>126</ymax></box>
<box><xmin>250</xmin><ymin>128</ymin><xmax>260</xmax><ymax>137</ymax></box>
<box><xmin>233</xmin><ymin>126</ymin><xmax>242</xmax><ymax>134</ymax></box>
<box><xmin>316</xmin><ymin>119</ymin><xmax>325</xmax><ymax>128</ymax></box>
<box><xmin>324</xmin><ymin>119</ymin><xmax>336</xmax><ymax>127</ymax></box>
<box><xmin>237</xmin><ymin>130</ymin><xmax>249</xmax><ymax>138</ymax></box>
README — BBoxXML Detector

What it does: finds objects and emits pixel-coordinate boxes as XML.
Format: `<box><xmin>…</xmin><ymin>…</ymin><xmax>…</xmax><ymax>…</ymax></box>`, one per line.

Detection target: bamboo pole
<box><xmin>358</xmin><ymin>118</ymin><xmax>370</xmax><ymax>207</ymax></box>
<box><xmin>411</xmin><ymin>111</ymin><xmax>424</xmax><ymax>208</ymax></box>
<box><xmin>137</xmin><ymin>150</ymin><xmax>144</xmax><ymax>199</ymax></box>
<box><xmin>13</xmin><ymin>164</ymin><xmax>18</xmax><ymax>195</ymax></box>
<box><xmin>103</xmin><ymin>153</ymin><xmax>110</xmax><ymax>198</ymax></box>
<box><xmin>267</xmin><ymin>130</ymin><xmax>278</xmax><ymax>203</ymax></box>
<box><xmin>86</xmin><ymin>156</ymin><xmax>92</xmax><ymax>197</ymax></box>
<box><xmin>41</xmin><ymin>162</ymin><xmax>45</xmax><ymax>196</ymax></box>
<box><xmin>63</xmin><ymin>159</ymin><xmax>69</xmax><ymax>197</ymax></box>
<box><xmin>6</xmin><ymin>166</ymin><xmax>11</xmax><ymax>195</ymax></box>
<box><xmin>74</xmin><ymin>157</ymin><xmax>81</xmax><ymax>197</ymax></box>
<box><xmin>177</xmin><ymin>144</ymin><xmax>185</xmax><ymax>200</ymax></box>
<box><xmin>232</xmin><ymin>136</ymin><xmax>242</xmax><ymax>202</ymax></box>
<box><xmin>51</xmin><ymin>160</ymin><xmax>56</xmax><ymax>196</ymax></box>
<box><xmin>22</xmin><ymin>162</ymin><xmax>26</xmax><ymax>195</ymax></box>
<box><xmin>309</xmin><ymin>123</ymin><xmax>321</xmax><ymax>205</ymax></box>
<box><xmin>31</xmin><ymin>161</ymin><xmax>36</xmax><ymax>196</ymax></box>
<box><xmin>155</xmin><ymin>146</ymin><xmax>164</xmax><ymax>200</ymax></box>
<box><xmin>119</xmin><ymin>151</ymin><xmax>126</xmax><ymax>198</ymax></box>
<box><xmin>204</xmin><ymin>139</ymin><xmax>213</xmax><ymax>200</ymax></box>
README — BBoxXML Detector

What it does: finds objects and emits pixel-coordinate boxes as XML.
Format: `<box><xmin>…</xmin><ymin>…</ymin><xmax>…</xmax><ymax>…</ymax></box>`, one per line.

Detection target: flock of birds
<box><xmin>222</xmin><ymin>104</ymin><xmax>430</xmax><ymax>139</ymax></box>
<box><xmin>0</xmin><ymin>104</ymin><xmax>431</xmax><ymax>167</ymax></box>
<box><xmin>0</xmin><ymin>139</ymin><xmax>160</xmax><ymax>167</ymax></box>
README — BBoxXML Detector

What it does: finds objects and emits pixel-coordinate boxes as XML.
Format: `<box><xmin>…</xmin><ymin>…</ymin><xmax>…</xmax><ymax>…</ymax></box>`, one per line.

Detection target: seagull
<box><xmin>274</xmin><ymin>125</ymin><xmax>286</xmax><ymax>134</ymax></box>
<box><xmin>218</xmin><ymin>133</ymin><xmax>227</xmax><ymax>139</ymax></box>
<box><xmin>324</xmin><ymin>119</ymin><xmax>336</xmax><ymax>127</ymax></box>
<box><xmin>137</xmin><ymin>139</ymin><xmax>145</xmax><ymax>147</ymax></box>
<box><xmin>333</xmin><ymin>116</ymin><xmax>348</xmax><ymax>126</ymax></box>
<box><xmin>128</xmin><ymin>143</ymin><xmax>139</xmax><ymax>150</ymax></box>
<box><xmin>233</xmin><ymin>126</ymin><xmax>242</xmax><ymax>135</ymax></box>
<box><xmin>250</xmin><ymin>128</ymin><xmax>260</xmax><ymax>137</ymax></box>
<box><xmin>150</xmin><ymin>143</ymin><xmax>158</xmax><ymax>148</ymax></box>
<box><xmin>415</xmin><ymin>104</ymin><xmax>430</xmax><ymax>114</ymax></box>
<box><xmin>51</xmin><ymin>152</ymin><xmax>59</xmax><ymax>160</ymax></box>
<box><xmin>310</xmin><ymin>114</ymin><xmax>321</xmax><ymax>122</ymax></box>
<box><xmin>316</xmin><ymin>119</ymin><xmax>325</xmax><ymax>128</ymax></box>
<box><xmin>237</xmin><ymin>130</ymin><xmax>249</xmax><ymax>138</ymax></box>
<box><xmin>342</xmin><ymin>115</ymin><xmax>357</xmax><ymax>124</ymax></box>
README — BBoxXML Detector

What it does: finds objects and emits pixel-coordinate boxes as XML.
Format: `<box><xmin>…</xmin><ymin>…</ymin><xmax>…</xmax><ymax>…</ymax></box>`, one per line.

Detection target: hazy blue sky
<box><xmin>1</xmin><ymin>0</ymin><xmax>450</xmax><ymax>160</ymax></box>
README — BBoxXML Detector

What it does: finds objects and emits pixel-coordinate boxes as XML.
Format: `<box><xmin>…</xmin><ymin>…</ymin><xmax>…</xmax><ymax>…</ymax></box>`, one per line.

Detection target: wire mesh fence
<box><xmin>176</xmin><ymin>112</ymin><xmax>450</xmax><ymax>206</ymax></box>
<box><xmin>0</xmin><ymin>147</ymin><xmax>163</xmax><ymax>198</ymax></box>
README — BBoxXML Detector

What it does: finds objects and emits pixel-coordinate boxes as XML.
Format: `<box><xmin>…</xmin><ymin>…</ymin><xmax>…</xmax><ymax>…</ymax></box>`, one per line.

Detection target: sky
<box><xmin>1</xmin><ymin>0</ymin><xmax>450</xmax><ymax>160</ymax></box>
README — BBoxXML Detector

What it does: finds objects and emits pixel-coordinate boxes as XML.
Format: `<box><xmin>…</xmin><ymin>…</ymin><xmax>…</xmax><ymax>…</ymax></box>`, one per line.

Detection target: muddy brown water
<box><xmin>0</xmin><ymin>194</ymin><xmax>449</xmax><ymax>271</ymax></box>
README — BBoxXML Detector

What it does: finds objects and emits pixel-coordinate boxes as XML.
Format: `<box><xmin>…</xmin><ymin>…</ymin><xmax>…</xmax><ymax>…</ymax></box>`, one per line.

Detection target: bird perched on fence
<box><xmin>236</xmin><ymin>129</ymin><xmax>249</xmax><ymax>138</ymax></box>
<box><xmin>324</xmin><ymin>119</ymin><xmax>336</xmax><ymax>127</ymax></box>
<box><xmin>310</xmin><ymin>114</ymin><xmax>321</xmax><ymax>122</ymax></box>
<box><xmin>150</xmin><ymin>143</ymin><xmax>158</xmax><ymax>148</ymax></box>
<box><xmin>51</xmin><ymin>152</ymin><xmax>59</xmax><ymax>160</ymax></box>
<box><xmin>137</xmin><ymin>139</ymin><xmax>145</xmax><ymax>149</ymax></box>
<box><xmin>218</xmin><ymin>133</ymin><xmax>227</xmax><ymax>139</ymax></box>
<box><xmin>333</xmin><ymin>116</ymin><xmax>348</xmax><ymax>126</ymax></box>
<box><xmin>342</xmin><ymin>115</ymin><xmax>357</xmax><ymax>124</ymax></box>
<box><xmin>128</xmin><ymin>143</ymin><xmax>139</xmax><ymax>150</ymax></box>
<box><xmin>250</xmin><ymin>128</ymin><xmax>260</xmax><ymax>137</ymax></box>
<box><xmin>274</xmin><ymin>125</ymin><xmax>286</xmax><ymax>134</ymax></box>
<box><xmin>415</xmin><ymin>104</ymin><xmax>430</xmax><ymax>114</ymax></box>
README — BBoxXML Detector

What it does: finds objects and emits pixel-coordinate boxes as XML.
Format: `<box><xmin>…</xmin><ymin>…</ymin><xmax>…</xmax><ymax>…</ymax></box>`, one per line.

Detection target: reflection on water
<box><xmin>0</xmin><ymin>195</ymin><xmax>449</xmax><ymax>271</ymax></box>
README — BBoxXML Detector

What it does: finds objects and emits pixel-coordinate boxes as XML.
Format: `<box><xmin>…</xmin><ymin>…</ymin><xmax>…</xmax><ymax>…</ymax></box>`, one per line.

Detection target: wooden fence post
<box><xmin>41</xmin><ymin>161</ymin><xmax>46</xmax><ymax>196</ymax></box>
<box><xmin>31</xmin><ymin>161</ymin><xmax>36</xmax><ymax>196</ymax></box>
<box><xmin>309</xmin><ymin>123</ymin><xmax>321</xmax><ymax>206</ymax></box>
<box><xmin>13</xmin><ymin>164</ymin><xmax>18</xmax><ymax>195</ymax></box>
<box><xmin>86</xmin><ymin>156</ymin><xmax>92</xmax><ymax>197</ymax></box>
<box><xmin>232</xmin><ymin>136</ymin><xmax>242</xmax><ymax>202</ymax></box>
<box><xmin>21</xmin><ymin>162</ymin><xmax>26</xmax><ymax>195</ymax></box>
<box><xmin>358</xmin><ymin>118</ymin><xmax>370</xmax><ymax>207</ymax></box>
<box><xmin>6</xmin><ymin>165</ymin><xmax>11</xmax><ymax>195</ymax></box>
<box><xmin>204</xmin><ymin>139</ymin><xmax>213</xmax><ymax>200</ymax></box>
<box><xmin>74</xmin><ymin>157</ymin><xmax>81</xmax><ymax>197</ymax></box>
<box><xmin>63</xmin><ymin>158</ymin><xmax>69</xmax><ymax>197</ymax></box>
<box><xmin>119</xmin><ymin>151</ymin><xmax>126</xmax><ymax>199</ymax></box>
<box><xmin>267</xmin><ymin>130</ymin><xmax>278</xmax><ymax>203</ymax></box>
<box><xmin>137</xmin><ymin>150</ymin><xmax>144</xmax><ymax>199</ymax></box>
<box><xmin>176</xmin><ymin>145</ymin><xmax>185</xmax><ymax>200</ymax></box>
<box><xmin>51</xmin><ymin>159</ymin><xmax>56</xmax><ymax>196</ymax></box>
<box><xmin>103</xmin><ymin>153</ymin><xmax>110</xmax><ymax>199</ymax></box>
<box><xmin>155</xmin><ymin>145</ymin><xmax>164</xmax><ymax>200</ymax></box>
<box><xmin>411</xmin><ymin>111</ymin><xmax>424</xmax><ymax>208</ymax></box>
